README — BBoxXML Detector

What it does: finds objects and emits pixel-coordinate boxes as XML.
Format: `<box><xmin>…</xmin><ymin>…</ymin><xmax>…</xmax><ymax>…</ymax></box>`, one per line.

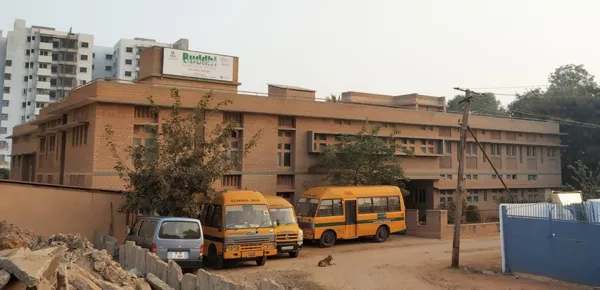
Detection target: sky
<box><xmin>2</xmin><ymin>0</ymin><xmax>600</xmax><ymax>106</ymax></box>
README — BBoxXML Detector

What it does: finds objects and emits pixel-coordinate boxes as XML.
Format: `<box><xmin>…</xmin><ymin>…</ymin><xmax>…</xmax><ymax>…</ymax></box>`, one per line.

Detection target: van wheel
<box><xmin>256</xmin><ymin>256</ymin><xmax>267</xmax><ymax>266</ymax></box>
<box><xmin>319</xmin><ymin>230</ymin><xmax>336</xmax><ymax>248</ymax></box>
<box><xmin>289</xmin><ymin>251</ymin><xmax>299</xmax><ymax>258</ymax></box>
<box><xmin>374</xmin><ymin>226</ymin><xmax>389</xmax><ymax>243</ymax></box>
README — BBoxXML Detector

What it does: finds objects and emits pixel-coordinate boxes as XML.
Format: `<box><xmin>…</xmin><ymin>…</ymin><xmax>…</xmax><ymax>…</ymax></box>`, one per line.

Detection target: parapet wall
<box><xmin>406</xmin><ymin>209</ymin><xmax>499</xmax><ymax>240</ymax></box>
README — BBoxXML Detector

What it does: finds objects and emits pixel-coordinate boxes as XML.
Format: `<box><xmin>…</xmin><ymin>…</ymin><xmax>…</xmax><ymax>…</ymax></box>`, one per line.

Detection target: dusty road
<box><xmin>211</xmin><ymin>235</ymin><xmax>593</xmax><ymax>290</ymax></box>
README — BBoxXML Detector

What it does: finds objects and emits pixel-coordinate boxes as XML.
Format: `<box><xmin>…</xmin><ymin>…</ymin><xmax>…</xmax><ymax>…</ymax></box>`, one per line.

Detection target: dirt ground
<box><xmin>212</xmin><ymin>235</ymin><xmax>594</xmax><ymax>290</ymax></box>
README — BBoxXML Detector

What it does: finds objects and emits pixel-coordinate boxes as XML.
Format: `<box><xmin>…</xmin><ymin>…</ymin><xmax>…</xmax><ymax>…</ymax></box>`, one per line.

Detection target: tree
<box><xmin>105</xmin><ymin>89</ymin><xmax>261</xmax><ymax>217</ymax></box>
<box><xmin>447</xmin><ymin>92</ymin><xmax>507</xmax><ymax>116</ymax></box>
<box><xmin>309</xmin><ymin>121</ymin><xmax>410</xmax><ymax>194</ymax></box>
<box><xmin>438</xmin><ymin>198</ymin><xmax>468</xmax><ymax>224</ymax></box>
<box><xmin>0</xmin><ymin>168</ymin><xmax>9</xmax><ymax>179</ymax></box>
<box><xmin>509</xmin><ymin>64</ymin><xmax>600</xmax><ymax>184</ymax></box>
<box><xmin>326</xmin><ymin>94</ymin><xmax>339</xmax><ymax>102</ymax></box>
<box><xmin>567</xmin><ymin>160</ymin><xmax>600</xmax><ymax>200</ymax></box>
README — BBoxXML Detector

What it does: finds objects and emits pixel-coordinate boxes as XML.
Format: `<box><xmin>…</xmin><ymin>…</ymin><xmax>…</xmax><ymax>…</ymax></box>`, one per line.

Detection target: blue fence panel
<box><xmin>502</xmin><ymin>205</ymin><xmax>600</xmax><ymax>287</ymax></box>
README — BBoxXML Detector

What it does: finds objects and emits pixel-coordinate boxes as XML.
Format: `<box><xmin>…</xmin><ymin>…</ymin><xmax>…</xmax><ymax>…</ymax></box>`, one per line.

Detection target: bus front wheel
<box><xmin>374</xmin><ymin>226</ymin><xmax>389</xmax><ymax>243</ymax></box>
<box><xmin>289</xmin><ymin>251</ymin><xmax>299</xmax><ymax>258</ymax></box>
<box><xmin>256</xmin><ymin>255</ymin><xmax>267</xmax><ymax>266</ymax></box>
<box><xmin>319</xmin><ymin>230</ymin><xmax>336</xmax><ymax>248</ymax></box>
<box><xmin>209</xmin><ymin>245</ymin><xmax>225</xmax><ymax>270</ymax></box>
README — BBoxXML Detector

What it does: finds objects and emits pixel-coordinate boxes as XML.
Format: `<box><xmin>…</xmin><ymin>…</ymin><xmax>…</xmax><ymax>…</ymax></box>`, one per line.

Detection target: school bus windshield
<box><xmin>295</xmin><ymin>198</ymin><xmax>319</xmax><ymax>217</ymax></box>
<box><xmin>269</xmin><ymin>208</ymin><xmax>297</xmax><ymax>225</ymax></box>
<box><xmin>225</xmin><ymin>204</ymin><xmax>273</xmax><ymax>230</ymax></box>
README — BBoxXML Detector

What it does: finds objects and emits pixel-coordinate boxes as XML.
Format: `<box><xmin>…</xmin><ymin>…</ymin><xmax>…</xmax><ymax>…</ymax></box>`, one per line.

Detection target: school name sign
<box><xmin>162</xmin><ymin>48</ymin><xmax>234</xmax><ymax>82</ymax></box>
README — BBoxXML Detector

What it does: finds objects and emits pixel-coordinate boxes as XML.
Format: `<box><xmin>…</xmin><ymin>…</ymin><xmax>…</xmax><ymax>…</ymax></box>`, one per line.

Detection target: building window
<box><xmin>79</xmin><ymin>67</ymin><xmax>87</xmax><ymax>73</ymax></box>
<box><xmin>0</xmin><ymin>114</ymin><xmax>7</xmax><ymax>121</ymax></box>
<box><xmin>506</xmin><ymin>145</ymin><xmax>516</xmax><ymax>156</ymax></box>
<box><xmin>278</xmin><ymin>130</ymin><xmax>293</xmax><ymax>168</ymax></box>
<box><xmin>125</xmin><ymin>71</ymin><xmax>132</xmax><ymax>77</ymax></box>
<box><xmin>445</xmin><ymin>141</ymin><xmax>452</xmax><ymax>154</ymax></box>
<box><xmin>126</xmin><ymin>47</ymin><xmax>133</xmax><ymax>53</ymax></box>
<box><xmin>5</xmin><ymin>60</ymin><xmax>12</xmax><ymax>67</ymax></box>
<box><xmin>2</xmin><ymin>87</ymin><xmax>9</xmax><ymax>94</ymax></box>
<box><xmin>134</xmin><ymin>106</ymin><xmax>158</xmax><ymax>122</ymax></box>
<box><xmin>106</xmin><ymin>54</ymin><xmax>113</xmax><ymax>60</ymax></box>
<box><xmin>2</xmin><ymin>100</ymin><xmax>8</xmax><ymax>107</ymax></box>
<box><xmin>490</xmin><ymin>144</ymin><xmax>501</xmax><ymax>156</ymax></box>
<box><xmin>466</xmin><ymin>143</ymin><xmax>477</xmax><ymax>155</ymax></box>
<box><xmin>222</xmin><ymin>175</ymin><xmax>241</xmax><ymax>188</ymax></box>
<box><xmin>547</xmin><ymin>148</ymin><xmax>556</xmax><ymax>158</ymax></box>
<box><xmin>81</xmin><ymin>42</ymin><xmax>89</xmax><ymax>48</ymax></box>
<box><xmin>72</xmin><ymin>125</ymin><xmax>88</xmax><ymax>147</ymax></box>
<box><xmin>492</xmin><ymin>174</ymin><xmax>497</xmax><ymax>180</ymax></box>
<box><xmin>105</xmin><ymin>66</ymin><xmax>112</xmax><ymax>71</ymax></box>
<box><xmin>528</xmin><ymin>175</ymin><xmax>537</xmax><ymax>181</ymax></box>
<box><xmin>3</xmin><ymin>73</ymin><xmax>10</xmax><ymax>80</ymax></box>
<box><xmin>80</xmin><ymin>55</ymin><xmax>88</xmax><ymax>60</ymax></box>
<box><xmin>125</xmin><ymin>59</ymin><xmax>133</xmax><ymax>65</ymax></box>
<box><xmin>277</xmin><ymin>175</ymin><xmax>294</xmax><ymax>187</ymax></box>
<box><xmin>526</xmin><ymin>146</ymin><xmax>536</xmax><ymax>157</ymax></box>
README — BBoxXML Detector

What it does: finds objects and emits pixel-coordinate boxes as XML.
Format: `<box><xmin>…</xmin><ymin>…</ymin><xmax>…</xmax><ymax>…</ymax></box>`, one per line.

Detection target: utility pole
<box><xmin>451</xmin><ymin>87</ymin><xmax>473</xmax><ymax>268</ymax></box>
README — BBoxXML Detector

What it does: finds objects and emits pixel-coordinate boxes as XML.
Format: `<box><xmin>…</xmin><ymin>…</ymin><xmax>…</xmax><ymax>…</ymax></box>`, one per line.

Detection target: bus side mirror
<box><xmin>275</xmin><ymin>220</ymin><xmax>280</xmax><ymax>227</ymax></box>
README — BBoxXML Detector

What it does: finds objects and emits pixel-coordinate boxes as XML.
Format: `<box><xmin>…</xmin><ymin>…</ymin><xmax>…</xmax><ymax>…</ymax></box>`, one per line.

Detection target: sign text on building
<box><xmin>162</xmin><ymin>48</ymin><xmax>234</xmax><ymax>82</ymax></box>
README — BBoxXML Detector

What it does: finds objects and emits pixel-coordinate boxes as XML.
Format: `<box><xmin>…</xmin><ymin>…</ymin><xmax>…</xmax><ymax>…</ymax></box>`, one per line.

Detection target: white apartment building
<box><xmin>0</xmin><ymin>19</ymin><xmax>93</xmax><ymax>169</ymax></box>
<box><xmin>92</xmin><ymin>37</ymin><xmax>188</xmax><ymax>80</ymax></box>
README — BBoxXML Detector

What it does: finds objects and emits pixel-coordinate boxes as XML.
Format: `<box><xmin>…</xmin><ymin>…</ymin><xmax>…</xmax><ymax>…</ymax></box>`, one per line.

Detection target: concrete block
<box><xmin>146</xmin><ymin>273</ymin><xmax>174</xmax><ymax>290</ymax></box>
<box><xmin>93</xmin><ymin>231</ymin><xmax>106</xmax><ymax>250</ymax></box>
<box><xmin>210</xmin><ymin>274</ymin><xmax>236</xmax><ymax>290</ymax></box>
<box><xmin>104</xmin><ymin>236</ymin><xmax>118</xmax><ymax>257</ymax></box>
<box><xmin>0</xmin><ymin>246</ymin><xmax>63</xmax><ymax>287</ymax></box>
<box><xmin>135</xmin><ymin>247</ymin><xmax>146</xmax><ymax>276</ymax></box>
<box><xmin>145</xmin><ymin>252</ymin><xmax>156</xmax><ymax>277</ymax></box>
<box><xmin>167</xmin><ymin>260</ymin><xmax>182</xmax><ymax>290</ymax></box>
<box><xmin>135</xmin><ymin>279</ymin><xmax>152</xmax><ymax>290</ymax></box>
<box><xmin>180</xmin><ymin>273</ymin><xmax>197</xmax><ymax>290</ymax></box>
<box><xmin>259</xmin><ymin>279</ymin><xmax>284</xmax><ymax>290</ymax></box>
<box><xmin>125</xmin><ymin>241</ymin><xmax>136</xmax><ymax>270</ymax></box>
<box><xmin>0</xmin><ymin>269</ymin><xmax>10</xmax><ymax>289</ymax></box>
<box><xmin>119</xmin><ymin>245</ymin><xmax>126</xmax><ymax>267</ymax></box>
<box><xmin>196</xmin><ymin>269</ymin><xmax>211</xmax><ymax>290</ymax></box>
<box><xmin>68</xmin><ymin>272</ymin><xmax>101</xmax><ymax>290</ymax></box>
<box><xmin>155</xmin><ymin>259</ymin><xmax>168</xmax><ymax>282</ymax></box>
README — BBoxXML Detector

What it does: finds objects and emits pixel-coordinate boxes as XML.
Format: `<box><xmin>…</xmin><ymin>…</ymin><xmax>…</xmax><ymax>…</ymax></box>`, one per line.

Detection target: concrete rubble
<box><xmin>0</xmin><ymin>220</ymin><xmax>287</xmax><ymax>290</ymax></box>
<box><xmin>0</xmin><ymin>220</ymin><xmax>145</xmax><ymax>290</ymax></box>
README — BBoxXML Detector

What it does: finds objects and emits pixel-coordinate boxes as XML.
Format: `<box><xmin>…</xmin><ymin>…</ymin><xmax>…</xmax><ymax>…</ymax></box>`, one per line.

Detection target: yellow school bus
<box><xmin>199</xmin><ymin>191</ymin><xmax>277</xmax><ymax>269</ymax></box>
<box><xmin>295</xmin><ymin>186</ymin><xmax>406</xmax><ymax>247</ymax></box>
<box><xmin>263</xmin><ymin>195</ymin><xmax>303</xmax><ymax>258</ymax></box>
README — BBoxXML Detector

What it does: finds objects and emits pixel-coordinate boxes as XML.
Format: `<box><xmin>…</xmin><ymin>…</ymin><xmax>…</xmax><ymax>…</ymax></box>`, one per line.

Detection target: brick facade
<box><xmin>8</xmin><ymin>46</ymin><xmax>563</xmax><ymax>213</ymax></box>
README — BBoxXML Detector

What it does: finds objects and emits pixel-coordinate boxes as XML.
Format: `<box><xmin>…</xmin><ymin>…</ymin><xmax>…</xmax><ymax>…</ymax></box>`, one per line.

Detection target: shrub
<box><xmin>465</xmin><ymin>204</ymin><xmax>482</xmax><ymax>223</ymax></box>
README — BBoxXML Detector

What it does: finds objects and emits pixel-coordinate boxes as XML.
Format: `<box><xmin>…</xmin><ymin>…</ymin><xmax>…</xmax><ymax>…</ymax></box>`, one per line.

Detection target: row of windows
<box><xmin>441</xmin><ymin>174</ymin><xmax>540</xmax><ymax>181</ymax></box>
<box><xmin>317</xmin><ymin>196</ymin><xmax>402</xmax><ymax>217</ymax></box>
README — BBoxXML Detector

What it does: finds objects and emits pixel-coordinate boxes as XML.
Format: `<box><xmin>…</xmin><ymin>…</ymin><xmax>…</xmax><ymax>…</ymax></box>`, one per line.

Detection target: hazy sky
<box><xmin>2</xmin><ymin>0</ymin><xmax>599</xmax><ymax>105</ymax></box>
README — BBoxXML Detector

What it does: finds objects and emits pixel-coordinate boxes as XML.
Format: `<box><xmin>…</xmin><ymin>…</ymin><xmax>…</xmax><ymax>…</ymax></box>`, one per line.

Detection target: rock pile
<box><xmin>0</xmin><ymin>220</ymin><xmax>147</xmax><ymax>290</ymax></box>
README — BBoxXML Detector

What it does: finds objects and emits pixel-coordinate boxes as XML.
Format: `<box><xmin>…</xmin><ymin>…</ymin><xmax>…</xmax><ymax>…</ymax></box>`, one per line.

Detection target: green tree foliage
<box><xmin>326</xmin><ymin>94</ymin><xmax>339</xmax><ymax>102</ymax></box>
<box><xmin>310</xmin><ymin>122</ymin><xmax>410</xmax><ymax>194</ymax></box>
<box><xmin>447</xmin><ymin>92</ymin><xmax>507</xmax><ymax>116</ymax></box>
<box><xmin>465</xmin><ymin>204</ymin><xmax>481</xmax><ymax>223</ymax></box>
<box><xmin>508</xmin><ymin>64</ymin><xmax>600</xmax><ymax>184</ymax></box>
<box><xmin>105</xmin><ymin>89</ymin><xmax>261</xmax><ymax>217</ymax></box>
<box><xmin>567</xmin><ymin>160</ymin><xmax>600</xmax><ymax>200</ymax></box>
<box><xmin>0</xmin><ymin>168</ymin><xmax>9</xmax><ymax>179</ymax></box>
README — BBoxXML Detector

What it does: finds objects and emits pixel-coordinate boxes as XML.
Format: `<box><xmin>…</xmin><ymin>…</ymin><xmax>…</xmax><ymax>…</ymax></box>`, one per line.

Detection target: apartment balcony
<box><xmin>38</xmin><ymin>68</ymin><xmax>52</xmax><ymax>76</ymax></box>
<box><xmin>4</xmin><ymin>66</ymin><xmax>12</xmax><ymax>74</ymax></box>
<box><xmin>37</xmin><ymin>81</ymin><xmax>51</xmax><ymax>90</ymax></box>
<box><xmin>35</xmin><ymin>93</ymin><xmax>50</xmax><ymax>103</ymax></box>
<box><xmin>38</xmin><ymin>55</ymin><xmax>52</xmax><ymax>63</ymax></box>
<box><xmin>39</xmin><ymin>42</ymin><xmax>53</xmax><ymax>50</ymax></box>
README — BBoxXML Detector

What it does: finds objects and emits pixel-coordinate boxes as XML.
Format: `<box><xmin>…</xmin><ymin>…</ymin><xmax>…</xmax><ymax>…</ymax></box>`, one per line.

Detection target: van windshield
<box><xmin>158</xmin><ymin>221</ymin><xmax>201</xmax><ymax>240</ymax></box>
<box><xmin>295</xmin><ymin>198</ymin><xmax>319</xmax><ymax>217</ymax></box>
<box><xmin>225</xmin><ymin>204</ymin><xmax>273</xmax><ymax>230</ymax></box>
<box><xmin>269</xmin><ymin>208</ymin><xmax>297</xmax><ymax>225</ymax></box>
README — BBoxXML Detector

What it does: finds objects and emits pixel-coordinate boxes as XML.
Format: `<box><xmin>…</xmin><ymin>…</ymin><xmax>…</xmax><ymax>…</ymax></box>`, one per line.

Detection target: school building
<box><xmin>7</xmin><ymin>46</ymin><xmax>563</xmax><ymax>215</ymax></box>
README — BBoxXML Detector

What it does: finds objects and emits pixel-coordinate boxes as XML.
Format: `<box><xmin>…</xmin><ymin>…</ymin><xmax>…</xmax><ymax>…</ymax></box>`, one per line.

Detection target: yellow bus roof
<box><xmin>301</xmin><ymin>186</ymin><xmax>402</xmax><ymax>199</ymax></box>
<box><xmin>263</xmin><ymin>195</ymin><xmax>293</xmax><ymax>208</ymax></box>
<box><xmin>203</xmin><ymin>190</ymin><xmax>269</xmax><ymax>205</ymax></box>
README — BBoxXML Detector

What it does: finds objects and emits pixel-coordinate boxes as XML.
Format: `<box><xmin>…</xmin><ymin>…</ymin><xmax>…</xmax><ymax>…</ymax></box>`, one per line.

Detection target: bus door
<box><xmin>344</xmin><ymin>200</ymin><xmax>357</xmax><ymax>238</ymax></box>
